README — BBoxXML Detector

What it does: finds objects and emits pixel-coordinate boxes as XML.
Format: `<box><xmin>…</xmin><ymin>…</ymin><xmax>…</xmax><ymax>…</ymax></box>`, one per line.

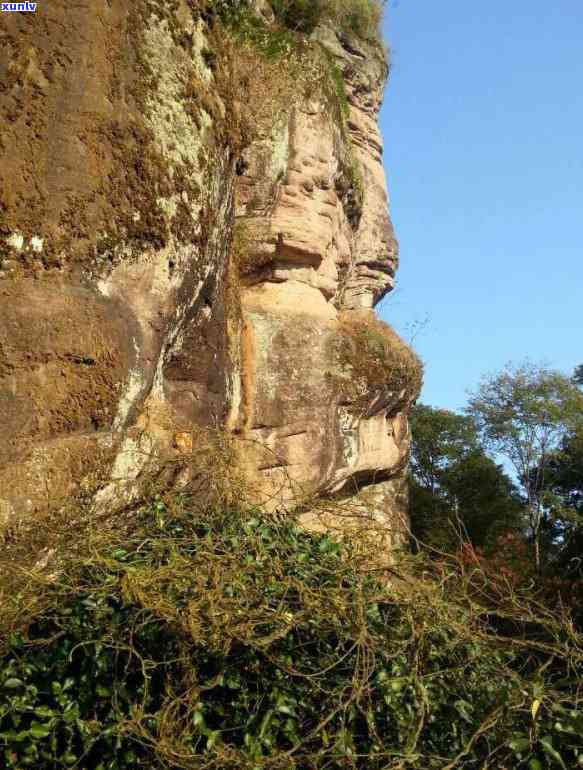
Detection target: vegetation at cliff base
<box><xmin>2</xmin><ymin>497</ymin><xmax>583</xmax><ymax>769</ymax></box>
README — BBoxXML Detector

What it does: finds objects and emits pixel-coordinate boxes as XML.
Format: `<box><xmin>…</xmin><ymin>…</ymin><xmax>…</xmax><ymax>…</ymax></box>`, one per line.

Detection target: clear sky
<box><xmin>376</xmin><ymin>0</ymin><xmax>583</xmax><ymax>412</ymax></box>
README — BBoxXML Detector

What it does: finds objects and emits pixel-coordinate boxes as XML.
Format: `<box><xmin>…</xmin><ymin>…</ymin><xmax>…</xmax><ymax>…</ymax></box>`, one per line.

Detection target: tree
<box><xmin>548</xmin><ymin>430</ymin><xmax>583</xmax><ymax>513</ymax></box>
<box><xmin>467</xmin><ymin>362</ymin><xmax>583</xmax><ymax>571</ymax></box>
<box><xmin>440</xmin><ymin>449</ymin><xmax>524</xmax><ymax>548</ymax></box>
<box><xmin>409</xmin><ymin>405</ymin><xmax>522</xmax><ymax>552</ymax></box>
<box><xmin>574</xmin><ymin>363</ymin><xmax>583</xmax><ymax>387</ymax></box>
<box><xmin>410</xmin><ymin>405</ymin><xmax>479</xmax><ymax>494</ymax></box>
<box><xmin>545</xmin><ymin>429</ymin><xmax>583</xmax><ymax>576</ymax></box>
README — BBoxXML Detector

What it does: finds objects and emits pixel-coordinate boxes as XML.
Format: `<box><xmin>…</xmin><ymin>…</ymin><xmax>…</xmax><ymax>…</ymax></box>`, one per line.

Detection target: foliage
<box><xmin>231</xmin><ymin>217</ymin><xmax>271</xmax><ymax>276</ymax></box>
<box><xmin>215</xmin><ymin>2</ymin><xmax>360</xmax><ymax>153</ymax></box>
<box><xmin>547</xmin><ymin>429</ymin><xmax>583</xmax><ymax>515</ymax></box>
<box><xmin>410</xmin><ymin>406</ymin><xmax>479</xmax><ymax>490</ymax></box>
<box><xmin>270</xmin><ymin>0</ymin><xmax>324</xmax><ymax>34</ymax></box>
<box><xmin>215</xmin><ymin>0</ymin><xmax>385</xmax><ymax>45</ymax></box>
<box><xmin>336</xmin><ymin>314</ymin><xmax>423</xmax><ymax>416</ymax></box>
<box><xmin>467</xmin><ymin>361</ymin><xmax>583</xmax><ymax>570</ymax></box>
<box><xmin>335</xmin><ymin>152</ymin><xmax>365</xmax><ymax>228</ymax></box>
<box><xmin>217</xmin><ymin>1</ymin><xmax>299</xmax><ymax>59</ymax></box>
<box><xmin>409</xmin><ymin>405</ymin><xmax>524</xmax><ymax>552</ymax></box>
<box><xmin>322</xmin><ymin>49</ymin><xmax>351</xmax><ymax>119</ymax></box>
<box><xmin>270</xmin><ymin>0</ymin><xmax>386</xmax><ymax>41</ymax></box>
<box><xmin>442</xmin><ymin>450</ymin><xmax>524</xmax><ymax>545</ymax></box>
<box><xmin>544</xmin><ymin>429</ymin><xmax>583</xmax><ymax>585</ymax></box>
<box><xmin>468</xmin><ymin>531</ymin><xmax>536</xmax><ymax>586</ymax></box>
<box><xmin>2</xmin><ymin>498</ymin><xmax>583</xmax><ymax>769</ymax></box>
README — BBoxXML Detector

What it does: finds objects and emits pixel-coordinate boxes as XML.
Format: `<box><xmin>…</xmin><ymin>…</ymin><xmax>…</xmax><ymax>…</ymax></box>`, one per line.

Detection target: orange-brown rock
<box><xmin>0</xmin><ymin>1</ymin><xmax>421</xmax><ymax>551</ymax></box>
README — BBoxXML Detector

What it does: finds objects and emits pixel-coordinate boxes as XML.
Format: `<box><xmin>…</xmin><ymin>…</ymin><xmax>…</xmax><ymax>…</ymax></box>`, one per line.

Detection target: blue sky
<box><xmin>377</xmin><ymin>0</ymin><xmax>583</xmax><ymax>412</ymax></box>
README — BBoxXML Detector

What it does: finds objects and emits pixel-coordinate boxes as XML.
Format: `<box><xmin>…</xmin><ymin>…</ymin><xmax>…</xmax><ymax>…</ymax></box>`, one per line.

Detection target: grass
<box><xmin>336</xmin><ymin>314</ymin><xmax>424</xmax><ymax>416</ymax></box>
<box><xmin>270</xmin><ymin>0</ymin><xmax>385</xmax><ymax>42</ymax></box>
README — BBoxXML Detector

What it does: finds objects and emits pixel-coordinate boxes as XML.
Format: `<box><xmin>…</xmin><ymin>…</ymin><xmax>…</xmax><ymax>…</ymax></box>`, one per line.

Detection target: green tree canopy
<box><xmin>409</xmin><ymin>405</ymin><xmax>523</xmax><ymax>552</ymax></box>
<box><xmin>466</xmin><ymin>361</ymin><xmax>583</xmax><ymax>570</ymax></box>
<box><xmin>410</xmin><ymin>405</ymin><xmax>478</xmax><ymax>490</ymax></box>
<box><xmin>544</xmin><ymin>429</ymin><xmax>583</xmax><ymax>576</ymax></box>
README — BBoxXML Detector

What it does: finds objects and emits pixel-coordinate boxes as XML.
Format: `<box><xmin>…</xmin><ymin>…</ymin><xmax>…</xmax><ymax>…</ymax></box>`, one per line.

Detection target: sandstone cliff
<box><xmin>0</xmin><ymin>0</ymin><xmax>421</xmax><ymax>550</ymax></box>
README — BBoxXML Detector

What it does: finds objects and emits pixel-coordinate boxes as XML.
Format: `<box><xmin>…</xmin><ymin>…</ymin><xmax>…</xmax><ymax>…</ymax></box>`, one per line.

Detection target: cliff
<box><xmin>0</xmin><ymin>0</ymin><xmax>422</xmax><ymax>549</ymax></box>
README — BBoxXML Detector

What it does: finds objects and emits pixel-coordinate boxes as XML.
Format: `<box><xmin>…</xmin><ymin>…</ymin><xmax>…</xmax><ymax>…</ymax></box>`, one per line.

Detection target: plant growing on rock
<box><xmin>335</xmin><ymin>314</ymin><xmax>423</xmax><ymax>416</ymax></box>
<box><xmin>271</xmin><ymin>0</ymin><xmax>386</xmax><ymax>41</ymax></box>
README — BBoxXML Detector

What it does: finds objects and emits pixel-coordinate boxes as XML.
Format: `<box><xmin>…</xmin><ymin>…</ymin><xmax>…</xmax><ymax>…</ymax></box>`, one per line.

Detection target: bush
<box><xmin>271</xmin><ymin>0</ymin><xmax>385</xmax><ymax>40</ymax></box>
<box><xmin>271</xmin><ymin>0</ymin><xmax>325</xmax><ymax>34</ymax></box>
<box><xmin>217</xmin><ymin>0</ymin><xmax>385</xmax><ymax>42</ymax></box>
<box><xmin>1</xmin><ymin>499</ymin><xmax>582</xmax><ymax>769</ymax></box>
<box><xmin>336</xmin><ymin>314</ymin><xmax>424</xmax><ymax>415</ymax></box>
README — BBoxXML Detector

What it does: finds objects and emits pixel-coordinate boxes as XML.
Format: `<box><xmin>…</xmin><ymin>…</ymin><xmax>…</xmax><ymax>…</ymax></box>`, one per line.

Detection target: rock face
<box><xmin>0</xmin><ymin>1</ymin><xmax>421</xmax><ymax>552</ymax></box>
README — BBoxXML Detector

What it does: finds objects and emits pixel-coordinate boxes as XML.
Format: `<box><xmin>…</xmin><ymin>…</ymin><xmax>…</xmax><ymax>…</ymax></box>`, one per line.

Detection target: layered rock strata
<box><xmin>0</xmin><ymin>1</ymin><xmax>421</xmax><ymax>552</ymax></box>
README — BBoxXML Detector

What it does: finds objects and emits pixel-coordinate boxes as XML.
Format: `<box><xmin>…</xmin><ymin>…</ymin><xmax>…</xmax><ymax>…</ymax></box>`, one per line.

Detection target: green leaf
<box><xmin>34</xmin><ymin>707</ymin><xmax>55</xmax><ymax>719</ymax></box>
<box><xmin>29</xmin><ymin>723</ymin><xmax>51</xmax><ymax>739</ymax></box>
<box><xmin>206</xmin><ymin>730</ymin><xmax>221</xmax><ymax>750</ymax></box>
<box><xmin>540</xmin><ymin>737</ymin><xmax>567</xmax><ymax>769</ymax></box>
<box><xmin>63</xmin><ymin>706</ymin><xmax>78</xmax><ymax>724</ymax></box>
<box><xmin>529</xmin><ymin>760</ymin><xmax>543</xmax><ymax>770</ymax></box>
<box><xmin>509</xmin><ymin>737</ymin><xmax>531</xmax><ymax>753</ymax></box>
<box><xmin>455</xmin><ymin>699</ymin><xmax>473</xmax><ymax>723</ymax></box>
<box><xmin>112</xmin><ymin>549</ymin><xmax>128</xmax><ymax>560</ymax></box>
<box><xmin>192</xmin><ymin>710</ymin><xmax>206</xmax><ymax>729</ymax></box>
<box><xmin>3</xmin><ymin>678</ymin><xmax>24</xmax><ymax>689</ymax></box>
<box><xmin>62</xmin><ymin>678</ymin><xmax>76</xmax><ymax>692</ymax></box>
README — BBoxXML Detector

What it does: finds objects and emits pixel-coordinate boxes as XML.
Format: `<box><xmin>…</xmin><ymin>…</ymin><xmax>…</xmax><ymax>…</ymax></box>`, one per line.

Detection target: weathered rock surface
<box><xmin>0</xmin><ymin>1</ymin><xmax>420</xmax><ymax>550</ymax></box>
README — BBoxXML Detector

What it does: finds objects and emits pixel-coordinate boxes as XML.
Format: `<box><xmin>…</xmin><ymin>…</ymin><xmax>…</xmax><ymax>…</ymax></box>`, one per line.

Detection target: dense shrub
<box><xmin>1</xmin><ymin>499</ymin><xmax>582</xmax><ymax>769</ymax></box>
<box><xmin>215</xmin><ymin>0</ymin><xmax>385</xmax><ymax>42</ymax></box>
<box><xmin>271</xmin><ymin>0</ymin><xmax>325</xmax><ymax>33</ymax></box>
<box><xmin>336</xmin><ymin>314</ymin><xmax>424</xmax><ymax>415</ymax></box>
<box><xmin>271</xmin><ymin>0</ymin><xmax>385</xmax><ymax>40</ymax></box>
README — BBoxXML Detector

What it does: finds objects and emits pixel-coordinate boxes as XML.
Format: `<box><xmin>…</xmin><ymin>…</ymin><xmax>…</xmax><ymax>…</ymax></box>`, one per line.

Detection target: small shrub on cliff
<box><xmin>271</xmin><ymin>0</ymin><xmax>324</xmax><ymax>33</ymax></box>
<box><xmin>231</xmin><ymin>217</ymin><xmax>273</xmax><ymax>276</ymax></box>
<box><xmin>215</xmin><ymin>0</ymin><xmax>386</xmax><ymax>45</ymax></box>
<box><xmin>336</xmin><ymin>314</ymin><xmax>423</xmax><ymax>415</ymax></box>
<box><xmin>335</xmin><ymin>153</ymin><xmax>365</xmax><ymax>227</ymax></box>
<box><xmin>271</xmin><ymin>0</ymin><xmax>385</xmax><ymax>40</ymax></box>
<box><xmin>218</xmin><ymin>1</ymin><xmax>298</xmax><ymax>59</ymax></box>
